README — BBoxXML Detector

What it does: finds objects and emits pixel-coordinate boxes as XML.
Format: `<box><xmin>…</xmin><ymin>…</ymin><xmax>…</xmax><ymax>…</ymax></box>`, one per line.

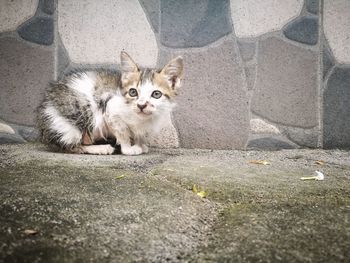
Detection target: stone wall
<box><xmin>0</xmin><ymin>0</ymin><xmax>349</xmax><ymax>149</ymax></box>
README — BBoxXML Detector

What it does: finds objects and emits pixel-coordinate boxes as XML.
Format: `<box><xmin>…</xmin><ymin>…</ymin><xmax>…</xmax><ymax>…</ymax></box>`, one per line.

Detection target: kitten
<box><xmin>37</xmin><ymin>52</ymin><xmax>183</xmax><ymax>155</ymax></box>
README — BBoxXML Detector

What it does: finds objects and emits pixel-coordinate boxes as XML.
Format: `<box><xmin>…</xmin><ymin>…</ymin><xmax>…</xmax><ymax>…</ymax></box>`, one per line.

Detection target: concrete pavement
<box><xmin>0</xmin><ymin>143</ymin><xmax>349</xmax><ymax>262</ymax></box>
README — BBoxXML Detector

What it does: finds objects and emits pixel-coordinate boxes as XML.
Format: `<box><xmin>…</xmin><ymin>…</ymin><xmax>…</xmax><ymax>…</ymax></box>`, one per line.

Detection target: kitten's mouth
<box><xmin>137</xmin><ymin>110</ymin><xmax>152</xmax><ymax>116</ymax></box>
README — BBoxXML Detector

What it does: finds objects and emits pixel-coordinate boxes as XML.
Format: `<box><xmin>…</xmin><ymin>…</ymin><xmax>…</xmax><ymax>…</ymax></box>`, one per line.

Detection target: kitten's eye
<box><xmin>128</xmin><ymin>88</ymin><xmax>138</xmax><ymax>97</ymax></box>
<box><xmin>151</xmin><ymin>90</ymin><xmax>162</xmax><ymax>99</ymax></box>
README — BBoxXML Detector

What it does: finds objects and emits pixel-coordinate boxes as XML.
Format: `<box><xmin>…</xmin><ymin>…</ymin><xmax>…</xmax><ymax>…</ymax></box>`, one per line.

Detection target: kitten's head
<box><xmin>120</xmin><ymin>52</ymin><xmax>183</xmax><ymax>118</ymax></box>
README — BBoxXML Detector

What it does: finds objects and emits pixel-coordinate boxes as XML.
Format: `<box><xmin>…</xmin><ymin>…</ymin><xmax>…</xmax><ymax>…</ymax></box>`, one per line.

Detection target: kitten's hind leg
<box><xmin>70</xmin><ymin>145</ymin><xmax>115</xmax><ymax>155</ymax></box>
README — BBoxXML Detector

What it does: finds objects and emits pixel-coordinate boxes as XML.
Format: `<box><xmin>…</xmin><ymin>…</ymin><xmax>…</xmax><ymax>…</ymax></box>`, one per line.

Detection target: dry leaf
<box><xmin>248</xmin><ymin>160</ymin><xmax>271</xmax><ymax>165</ymax></box>
<box><xmin>315</xmin><ymin>160</ymin><xmax>325</xmax><ymax>165</ymax></box>
<box><xmin>24</xmin><ymin>229</ymin><xmax>38</xmax><ymax>235</ymax></box>
<box><xmin>192</xmin><ymin>185</ymin><xmax>208</xmax><ymax>198</ymax></box>
<box><xmin>197</xmin><ymin>191</ymin><xmax>208</xmax><ymax>198</ymax></box>
<box><xmin>287</xmin><ymin>155</ymin><xmax>304</xmax><ymax>160</ymax></box>
<box><xmin>300</xmin><ymin>171</ymin><xmax>325</xmax><ymax>181</ymax></box>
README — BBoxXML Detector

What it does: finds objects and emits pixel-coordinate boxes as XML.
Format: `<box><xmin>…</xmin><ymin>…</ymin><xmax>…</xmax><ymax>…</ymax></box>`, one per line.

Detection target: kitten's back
<box><xmin>37</xmin><ymin>70</ymin><xmax>122</xmax><ymax>149</ymax></box>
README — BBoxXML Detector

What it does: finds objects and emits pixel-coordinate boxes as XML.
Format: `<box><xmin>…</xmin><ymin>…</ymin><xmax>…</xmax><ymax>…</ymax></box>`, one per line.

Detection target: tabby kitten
<box><xmin>37</xmin><ymin>52</ymin><xmax>183</xmax><ymax>155</ymax></box>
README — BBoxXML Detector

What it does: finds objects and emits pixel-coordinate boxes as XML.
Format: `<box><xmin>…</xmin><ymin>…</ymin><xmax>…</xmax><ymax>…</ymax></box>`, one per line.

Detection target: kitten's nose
<box><xmin>137</xmin><ymin>103</ymin><xmax>147</xmax><ymax>111</ymax></box>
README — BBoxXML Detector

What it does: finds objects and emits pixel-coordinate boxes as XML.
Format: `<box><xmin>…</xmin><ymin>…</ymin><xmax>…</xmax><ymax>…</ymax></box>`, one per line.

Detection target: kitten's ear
<box><xmin>120</xmin><ymin>51</ymin><xmax>139</xmax><ymax>72</ymax></box>
<box><xmin>160</xmin><ymin>56</ymin><xmax>183</xmax><ymax>89</ymax></box>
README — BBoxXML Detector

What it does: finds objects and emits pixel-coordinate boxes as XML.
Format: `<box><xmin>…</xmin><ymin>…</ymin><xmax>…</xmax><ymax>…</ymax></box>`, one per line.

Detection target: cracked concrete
<box><xmin>0</xmin><ymin>143</ymin><xmax>349</xmax><ymax>262</ymax></box>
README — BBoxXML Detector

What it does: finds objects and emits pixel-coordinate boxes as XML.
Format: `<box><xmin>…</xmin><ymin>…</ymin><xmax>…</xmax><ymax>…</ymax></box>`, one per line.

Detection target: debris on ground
<box><xmin>248</xmin><ymin>160</ymin><xmax>271</xmax><ymax>165</ymax></box>
<box><xmin>192</xmin><ymin>184</ymin><xmax>208</xmax><ymax>198</ymax></box>
<box><xmin>24</xmin><ymin>229</ymin><xmax>38</xmax><ymax>235</ymax></box>
<box><xmin>315</xmin><ymin>160</ymin><xmax>325</xmax><ymax>165</ymax></box>
<box><xmin>300</xmin><ymin>171</ymin><xmax>325</xmax><ymax>181</ymax></box>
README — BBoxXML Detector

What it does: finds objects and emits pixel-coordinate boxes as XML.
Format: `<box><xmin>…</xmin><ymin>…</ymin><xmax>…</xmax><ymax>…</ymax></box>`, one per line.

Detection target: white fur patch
<box><xmin>137</xmin><ymin>80</ymin><xmax>154</xmax><ymax>105</ymax></box>
<box><xmin>80</xmin><ymin>144</ymin><xmax>115</xmax><ymax>155</ymax></box>
<box><xmin>93</xmin><ymin>111</ymin><xmax>108</xmax><ymax>140</ymax></box>
<box><xmin>107</xmin><ymin>95</ymin><xmax>132</xmax><ymax>118</ymax></box>
<box><xmin>121</xmin><ymin>144</ymin><xmax>143</xmax><ymax>155</ymax></box>
<box><xmin>44</xmin><ymin>105</ymin><xmax>82</xmax><ymax>146</ymax></box>
<box><xmin>67</xmin><ymin>72</ymin><xmax>108</xmax><ymax>139</ymax></box>
<box><xmin>68</xmin><ymin>72</ymin><xmax>96</xmax><ymax>101</ymax></box>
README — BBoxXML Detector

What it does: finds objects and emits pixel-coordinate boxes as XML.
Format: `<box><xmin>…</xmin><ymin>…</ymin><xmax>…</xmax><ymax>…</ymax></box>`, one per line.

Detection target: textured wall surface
<box><xmin>230</xmin><ymin>0</ymin><xmax>304</xmax><ymax>38</ymax></box>
<box><xmin>58</xmin><ymin>0</ymin><xmax>158</xmax><ymax>66</ymax></box>
<box><xmin>0</xmin><ymin>0</ymin><xmax>55</xmax><ymax>143</ymax></box>
<box><xmin>0</xmin><ymin>0</ymin><xmax>349</xmax><ymax>149</ymax></box>
<box><xmin>324</xmin><ymin>0</ymin><xmax>350</xmax><ymax>64</ymax></box>
<box><xmin>323</xmin><ymin>0</ymin><xmax>350</xmax><ymax>148</ymax></box>
<box><xmin>0</xmin><ymin>0</ymin><xmax>39</xmax><ymax>32</ymax></box>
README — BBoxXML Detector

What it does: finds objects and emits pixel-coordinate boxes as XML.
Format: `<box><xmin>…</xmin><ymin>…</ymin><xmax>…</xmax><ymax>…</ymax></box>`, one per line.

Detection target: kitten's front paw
<box><xmin>78</xmin><ymin>144</ymin><xmax>115</xmax><ymax>155</ymax></box>
<box><xmin>98</xmin><ymin>144</ymin><xmax>115</xmax><ymax>155</ymax></box>
<box><xmin>121</xmin><ymin>145</ymin><xmax>143</xmax><ymax>155</ymax></box>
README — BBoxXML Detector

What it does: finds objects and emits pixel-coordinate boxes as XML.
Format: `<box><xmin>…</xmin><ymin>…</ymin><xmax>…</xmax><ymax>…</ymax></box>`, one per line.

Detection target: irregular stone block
<box><xmin>323</xmin><ymin>67</ymin><xmax>350</xmax><ymax>148</ymax></box>
<box><xmin>0</xmin><ymin>0</ymin><xmax>38</xmax><ymax>32</ymax></box>
<box><xmin>306</xmin><ymin>0</ymin><xmax>319</xmax><ymax>14</ymax></box>
<box><xmin>148</xmin><ymin>114</ymin><xmax>179</xmax><ymax>148</ymax></box>
<box><xmin>247</xmin><ymin>134</ymin><xmax>298</xmax><ymax>151</ymax></box>
<box><xmin>251</xmin><ymin>37</ymin><xmax>318</xmax><ymax>128</ymax></box>
<box><xmin>230</xmin><ymin>0</ymin><xmax>303</xmax><ymax>38</ymax></box>
<box><xmin>56</xmin><ymin>36</ymin><xmax>70</xmax><ymax>80</ymax></box>
<box><xmin>39</xmin><ymin>0</ymin><xmax>55</xmax><ymax>15</ymax></box>
<box><xmin>250</xmin><ymin>119</ymin><xmax>280</xmax><ymax>134</ymax></box>
<box><xmin>283</xmin><ymin>17</ymin><xmax>318</xmax><ymax>45</ymax></box>
<box><xmin>279</xmin><ymin>125</ymin><xmax>319</xmax><ymax>148</ymax></box>
<box><xmin>0</xmin><ymin>37</ymin><xmax>54</xmax><ymax>126</ymax></box>
<box><xmin>11</xmin><ymin>124</ymin><xmax>40</xmax><ymax>142</ymax></box>
<box><xmin>160</xmin><ymin>0</ymin><xmax>232</xmax><ymax>48</ymax></box>
<box><xmin>18</xmin><ymin>17</ymin><xmax>54</xmax><ymax>46</ymax></box>
<box><xmin>323</xmin><ymin>41</ymin><xmax>335</xmax><ymax>79</ymax></box>
<box><xmin>324</xmin><ymin>0</ymin><xmax>350</xmax><ymax>64</ymax></box>
<box><xmin>244</xmin><ymin>65</ymin><xmax>256</xmax><ymax>91</ymax></box>
<box><xmin>139</xmin><ymin>0</ymin><xmax>159</xmax><ymax>33</ymax></box>
<box><xmin>0</xmin><ymin>133</ymin><xmax>26</xmax><ymax>144</ymax></box>
<box><xmin>0</xmin><ymin>122</ymin><xmax>15</xmax><ymax>134</ymax></box>
<box><xmin>237</xmin><ymin>40</ymin><xmax>256</xmax><ymax>62</ymax></box>
<box><xmin>58</xmin><ymin>0</ymin><xmax>158</xmax><ymax>67</ymax></box>
<box><xmin>159</xmin><ymin>39</ymin><xmax>249</xmax><ymax>150</ymax></box>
